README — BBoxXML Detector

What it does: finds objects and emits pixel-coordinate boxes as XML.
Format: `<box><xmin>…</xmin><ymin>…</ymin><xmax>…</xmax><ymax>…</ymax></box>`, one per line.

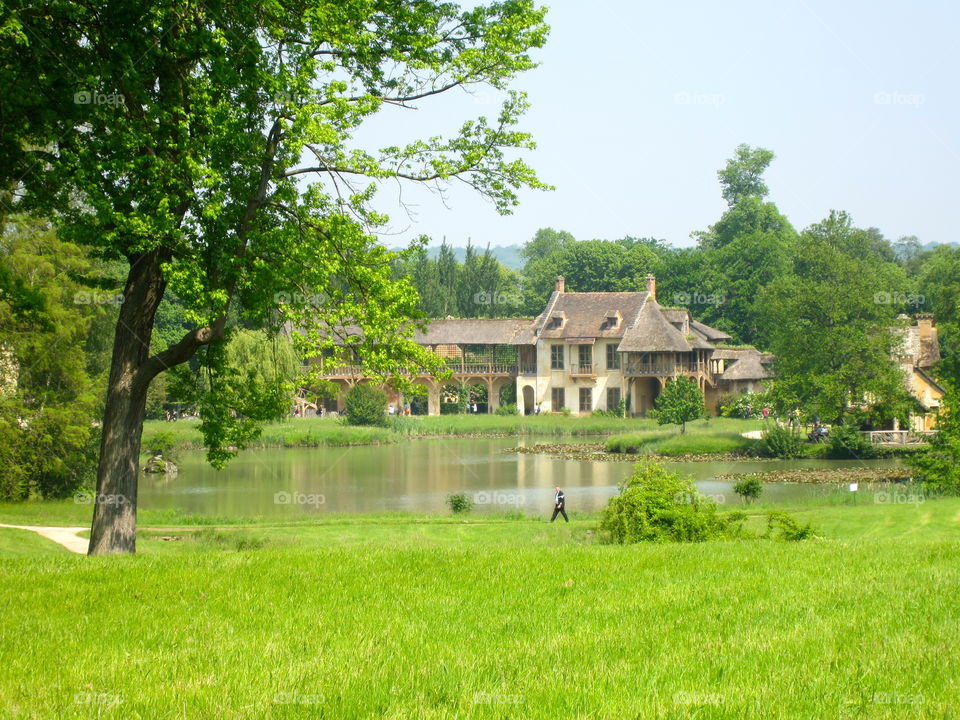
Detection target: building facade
<box><xmin>316</xmin><ymin>275</ymin><xmax>772</xmax><ymax>416</ymax></box>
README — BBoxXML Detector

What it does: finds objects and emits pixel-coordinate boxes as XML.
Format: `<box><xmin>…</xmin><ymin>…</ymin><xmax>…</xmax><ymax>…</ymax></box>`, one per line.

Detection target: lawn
<box><xmin>1</xmin><ymin>498</ymin><xmax>959</xmax><ymax>718</ymax></box>
<box><xmin>141</xmin><ymin>414</ymin><xmax>766</xmax><ymax>454</ymax></box>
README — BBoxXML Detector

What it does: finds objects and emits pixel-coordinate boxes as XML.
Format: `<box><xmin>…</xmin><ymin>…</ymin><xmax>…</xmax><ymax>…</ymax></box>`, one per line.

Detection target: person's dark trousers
<box><xmin>551</xmin><ymin>507</ymin><xmax>568</xmax><ymax>522</ymax></box>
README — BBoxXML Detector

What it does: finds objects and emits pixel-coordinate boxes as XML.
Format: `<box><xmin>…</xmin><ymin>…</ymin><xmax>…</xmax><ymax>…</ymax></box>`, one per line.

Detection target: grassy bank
<box><xmin>604</xmin><ymin>418</ymin><xmax>762</xmax><ymax>456</ymax></box>
<box><xmin>1</xmin><ymin>498</ymin><xmax>958</xmax><ymax>718</ymax></box>
<box><xmin>142</xmin><ymin>415</ymin><xmax>767</xmax><ymax>453</ymax></box>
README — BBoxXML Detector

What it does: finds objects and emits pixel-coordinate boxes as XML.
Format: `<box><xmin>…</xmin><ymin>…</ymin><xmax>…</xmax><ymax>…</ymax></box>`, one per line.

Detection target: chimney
<box><xmin>555</xmin><ymin>276</ymin><xmax>565</xmax><ymax>293</ymax></box>
<box><xmin>645</xmin><ymin>274</ymin><xmax>656</xmax><ymax>301</ymax></box>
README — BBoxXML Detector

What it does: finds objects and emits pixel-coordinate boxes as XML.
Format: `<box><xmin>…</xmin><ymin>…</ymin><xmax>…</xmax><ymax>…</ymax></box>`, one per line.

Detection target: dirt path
<box><xmin>0</xmin><ymin>523</ymin><xmax>88</xmax><ymax>554</ymax></box>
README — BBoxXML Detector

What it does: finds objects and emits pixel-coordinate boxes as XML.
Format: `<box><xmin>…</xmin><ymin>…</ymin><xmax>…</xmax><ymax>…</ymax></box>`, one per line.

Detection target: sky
<box><xmin>359</xmin><ymin>0</ymin><xmax>960</xmax><ymax>249</ymax></box>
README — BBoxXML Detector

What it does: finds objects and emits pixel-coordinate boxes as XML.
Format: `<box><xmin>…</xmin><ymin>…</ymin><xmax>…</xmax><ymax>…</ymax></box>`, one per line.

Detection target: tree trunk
<box><xmin>88</xmin><ymin>251</ymin><xmax>167</xmax><ymax>555</ymax></box>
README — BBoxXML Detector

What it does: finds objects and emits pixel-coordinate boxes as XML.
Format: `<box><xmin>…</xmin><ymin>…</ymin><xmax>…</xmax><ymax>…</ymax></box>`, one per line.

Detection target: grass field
<box><xmin>142</xmin><ymin>415</ymin><xmax>767</xmax><ymax>454</ymax></box>
<box><xmin>1</xmin><ymin>496</ymin><xmax>959</xmax><ymax>718</ymax></box>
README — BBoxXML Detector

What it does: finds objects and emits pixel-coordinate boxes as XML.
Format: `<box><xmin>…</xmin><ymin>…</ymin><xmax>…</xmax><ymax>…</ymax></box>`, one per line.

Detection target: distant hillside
<box><xmin>387</xmin><ymin>244</ymin><xmax>525</xmax><ymax>271</ymax></box>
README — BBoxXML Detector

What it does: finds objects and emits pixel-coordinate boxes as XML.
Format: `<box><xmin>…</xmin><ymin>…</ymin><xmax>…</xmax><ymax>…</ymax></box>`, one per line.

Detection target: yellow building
<box><xmin>316</xmin><ymin>275</ymin><xmax>772</xmax><ymax>416</ymax></box>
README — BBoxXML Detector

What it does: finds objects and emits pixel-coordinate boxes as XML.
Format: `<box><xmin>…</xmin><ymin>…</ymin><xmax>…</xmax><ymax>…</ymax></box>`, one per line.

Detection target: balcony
<box><xmin>624</xmin><ymin>361</ymin><xmax>711</xmax><ymax>377</ymax></box>
<box><xmin>570</xmin><ymin>363</ymin><xmax>595</xmax><ymax>377</ymax></box>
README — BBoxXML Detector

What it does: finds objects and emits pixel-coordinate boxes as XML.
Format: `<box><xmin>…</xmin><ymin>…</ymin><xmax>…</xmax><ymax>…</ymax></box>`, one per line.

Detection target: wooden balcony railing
<box><xmin>570</xmin><ymin>363</ymin><xmax>595</xmax><ymax>377</ymax></box>
<box><xmin>624</xmin><ymin>361</ymin><xmax>712</xmax><ymax>377</ymax></box>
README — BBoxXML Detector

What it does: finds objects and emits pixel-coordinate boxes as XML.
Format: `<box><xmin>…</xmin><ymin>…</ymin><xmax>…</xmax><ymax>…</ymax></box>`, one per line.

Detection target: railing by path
<box><xmin>862</xmin><ymin>430</ymin><xmax>937</xmax><ymax>445</ymax></box>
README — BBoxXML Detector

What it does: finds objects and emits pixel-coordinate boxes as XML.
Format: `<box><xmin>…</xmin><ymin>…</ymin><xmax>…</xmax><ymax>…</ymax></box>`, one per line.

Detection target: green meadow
<box><xmin>142</xmin><ymin>415</ymin><xmax>766</xmax><ymax>453</ymax></box>
<box><xmin>1</xmin><ymin>495</ymin><xmax>958</xmax><ymax>718</ymax></box>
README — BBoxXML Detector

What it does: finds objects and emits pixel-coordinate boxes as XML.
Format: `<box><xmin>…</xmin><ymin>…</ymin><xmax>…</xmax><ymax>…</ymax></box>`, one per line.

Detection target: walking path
<box><xmin>741</xmin><ymin>430</ymin><xmax>763</xmax><ymax>440</ymax></box>
<box><xmin>0</xmin><ymin>523</ymin><xmax>88</xmax><ymax>554</ymax></box>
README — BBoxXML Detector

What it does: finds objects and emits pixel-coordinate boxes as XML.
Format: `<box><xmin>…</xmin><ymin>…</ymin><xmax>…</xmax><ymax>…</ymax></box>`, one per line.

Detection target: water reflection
<box><xmin>138</xmin><ymin>438</ymin><xmax>902</xmax><ymax>517</ymax></box>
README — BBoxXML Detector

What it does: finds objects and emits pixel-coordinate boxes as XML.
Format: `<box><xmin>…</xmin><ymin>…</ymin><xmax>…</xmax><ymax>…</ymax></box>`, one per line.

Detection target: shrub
<box><xmin>446</xmin><ymin>492</ymin><xmax>473</xmax><ymax>514</ymax></box>
<box><xmin>826</xmin><ymin>419</ymin><xmax>877</xmax><ymax>459</ymax></box>
<box><xmin>495</xmin><ymin>403</ymin><xmax>519</xmax><ymax>416</ymax></box>
<box><xmin>764</xmin><ymin>511</ymin><xmax>814</xmax><ymax>541</ymax></box>
<box><xmin>757</xmin><ymin>425</ymin><xmax>803</xmax><ymax>458</ymax></box>
<box><xmin>343</xmin><ymin>383</ymin><xmax>389</xmax><ymax>427</ymax></box>
<box><xmin>733</xmin><ymin>475</ymin><xmax>763</xmax><ymax>504</ymax></box>
<box><xmin>598</xmin><ymin>460</ymin><xmax>732</xmax><ymax>543</ymax></box>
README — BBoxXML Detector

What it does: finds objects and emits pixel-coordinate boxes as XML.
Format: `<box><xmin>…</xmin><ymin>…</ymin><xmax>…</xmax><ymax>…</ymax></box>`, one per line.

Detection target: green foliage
<box><xmin>0</xmin><ymin>216</ymin><xmax>103</xmax><ymax>500</ymax></box>
<box><xmin>826</xmin><ymin>419</ymin><xmax>877</xmax><ymax>460</ymax></box>
<box><xmin>758</xmin><ymin>425</ymin><xmax>804</xmax><ymax>459</ymax></box>
<box><xmin>905</xmin><ymin>388</ymin><xmax>960</xmax><ymax>491</ymax></box>
<box><xmin>757</xmin><ymin>211</ymin><xmax>913</xmax><ymax>423</ymax></box>
<box><xmin>598</xmin><ymin>461</ymin><xmax>732</xmax><ymax>543</ymax></box>
<box><xmin>719</xmin><ymin>390</ymin><xmax>770</xmax><ymax>418</ymax></box>
<box><xmin>733</xmin><ymin>476</ymin><xmax>764</xmax><ymax>504</ymax></box>
<box><xmin>344</xmin><ymin>384</ymin><xmax>389</xmax><ymax>428</ymax></box>
<box><xmin>717</xmin><ymin>144</ymin><xmax>776</xmax><ymax>208</ymax></box>
<box><xmin>653</xmin><ymin>376</ymin><xmax>705</xmax><ymax>433</ymax></box>
<box><xmin>494</xmin><ymin>403</ymin><xmax>518</xmax><ymax>416</ymax></box>
<box><xmin>764</xmin><ymin>511</ymin><xmax>815</xmax><ymax>541</ymax></box>
<box><xmin>446</xmin><ymin>492</ymin><xmax>474</xmax><ymax>514</ymax></box>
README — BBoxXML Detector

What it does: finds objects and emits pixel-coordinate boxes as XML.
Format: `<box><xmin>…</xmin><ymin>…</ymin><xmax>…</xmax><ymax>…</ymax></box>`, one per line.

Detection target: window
<box><xmin>548</xmin><ymin>316</ymin><xmax>562</xmax><ymax>329</ymax></box>
<box><xmin>578</xmin><ymin>345</ymin><xmax>592</xmax><ymax>368</ymax></box>
<box><xmin>579</xmin><ymin>388</ymin><xmax>592</xmax><ymax>413</ymax></box>
<box><xmin>550</xmin><ymin>344</ymin><xmax>564</xmax><ymax>370</ymax></box>
<box><xmin>551</xmin><ymin>387</ymin><xmax>565</xmax><ymax>411</ymax></box>
<box><xmin>606</xmin><ymin>343</ymin><xmax>620</xmax><ymax>370</ymax></box>
<box><xmin>607</xmin><ymin>387</ymin><xmax>621</xmax><ymax>410</ymax></box>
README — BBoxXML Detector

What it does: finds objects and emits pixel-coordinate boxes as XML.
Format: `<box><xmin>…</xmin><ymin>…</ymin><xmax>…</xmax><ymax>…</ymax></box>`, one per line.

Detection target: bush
<box><xmin>446</xmin><ymin>492</ymin><xmax>473</xmax><ymax>514</ymax></box>
<box><xmin>733</xmin><ymin>475</ymin><xmax>763</xmax><ymax>504</ymax></box>
<box><xmin>764</xmin><ymin>511</ymin><xmax>814</xmax><ymax>541</ymax></box>
<box><xmin>826</xmin><ymin>419</ymin><xmax>877</xmax><ymax>459</ymax></box>
<box><xmin>494</xmin><ymin>403</ymin><xmax>519</xmax><ymax>416</ymax></box>
<box><xmin>598</xmin><ymin>460</ymin><xmax>733</xmax><ymax>543</ymax></box>
<box><xmin>757</xmin><ymin>425</ymin><xmax>803</xmax><ymax>459</ymax></box>
<box><xmin>343</xmin><ymin>383</ymin><xmax>389</xmax><ymax>427</ymax></box>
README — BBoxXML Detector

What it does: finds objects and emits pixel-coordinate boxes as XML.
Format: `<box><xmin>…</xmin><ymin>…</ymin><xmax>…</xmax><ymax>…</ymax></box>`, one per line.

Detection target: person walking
<box><xmin>550</xmin><ymin>486</ymin><xmax>568</xmax><ymax>523</ymax></box>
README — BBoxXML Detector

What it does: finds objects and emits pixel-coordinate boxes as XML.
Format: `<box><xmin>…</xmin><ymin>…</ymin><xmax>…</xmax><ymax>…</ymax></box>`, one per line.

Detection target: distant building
<box><xmin>894</xmin><ymin>313</ymin><xmax>944</xmax><ymax>431</ymax></box>
<box><xmin>315</xmin><ymin>275</ymin><xmax>772</xmax><ymax>416</ymax></box>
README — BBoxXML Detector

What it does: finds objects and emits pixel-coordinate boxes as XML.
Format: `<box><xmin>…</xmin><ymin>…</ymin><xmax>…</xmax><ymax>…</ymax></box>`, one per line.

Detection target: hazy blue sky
<box><xmin>361</xmin><ymin>0</ymin><xmax>959</xmax><ymax>249</ymax></box>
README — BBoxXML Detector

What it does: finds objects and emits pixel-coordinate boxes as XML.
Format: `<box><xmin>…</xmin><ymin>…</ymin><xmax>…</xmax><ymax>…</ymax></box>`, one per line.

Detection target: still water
<box><xmin>138</xmin><ymin>437</ymin><xmax>902</xmax><ymax>517</ymax></box>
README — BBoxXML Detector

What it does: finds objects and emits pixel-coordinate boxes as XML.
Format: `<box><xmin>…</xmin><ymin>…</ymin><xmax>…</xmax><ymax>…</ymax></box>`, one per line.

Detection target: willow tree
<box><xmin>0</xmin><ymin>0</ymin><xmax>549</xmax><ymax>554</ymax></box>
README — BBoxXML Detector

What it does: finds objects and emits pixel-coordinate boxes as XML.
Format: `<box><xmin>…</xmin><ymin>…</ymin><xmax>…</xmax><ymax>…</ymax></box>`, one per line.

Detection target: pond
<box><xmin>138</xmin><ymin>437</ymin><xmax>903</xmax><ymax>517</ymax></box>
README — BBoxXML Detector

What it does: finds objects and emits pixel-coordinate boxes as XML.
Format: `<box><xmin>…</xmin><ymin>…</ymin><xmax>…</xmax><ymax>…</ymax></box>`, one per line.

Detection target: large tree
<box><xmin>757</xmin><ymin>212</ymin><xmax>914</xmax><ymax>423</ymax></box>
<box><xmin>1</xmin><ymin>0</ymin><xmax>549</xmax><ymax>553</ymax></box>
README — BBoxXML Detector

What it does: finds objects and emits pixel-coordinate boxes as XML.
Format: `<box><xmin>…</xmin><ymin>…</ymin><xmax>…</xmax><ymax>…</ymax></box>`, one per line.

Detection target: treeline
<box><xmin>393</xmin><ymin>144</ymin><xmax>960</xmax><ymax>424</ymax></box>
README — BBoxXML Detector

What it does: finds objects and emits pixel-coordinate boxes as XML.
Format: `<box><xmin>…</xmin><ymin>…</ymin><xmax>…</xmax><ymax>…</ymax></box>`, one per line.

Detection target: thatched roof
<box><xmin>536</xmin><ymin>291</ymin><xmax>649</xmax><ymax>340</ymax></box>
<box><xmin>715</xmin><ymin>347</ymin><xmax>774</xmax><ymax>381</ymax></box>
<box><xmin>413</xmin><ymin>317</ymin><xmax>537</xmax><ymax>345</ymax></box>
<box><xmin>617</xmin><ymin>298</ymin><xmax>692</xmax><ymax>352</ymax></box>
<box><xmin>690</xmin><ymin>319</ymin><xmax>732</xmax><ymax>342</ymax></box>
